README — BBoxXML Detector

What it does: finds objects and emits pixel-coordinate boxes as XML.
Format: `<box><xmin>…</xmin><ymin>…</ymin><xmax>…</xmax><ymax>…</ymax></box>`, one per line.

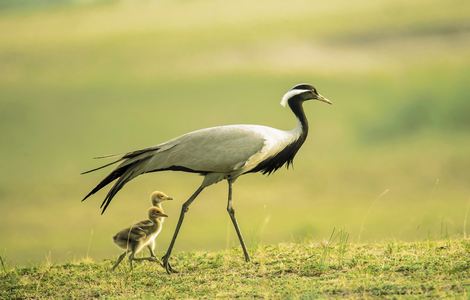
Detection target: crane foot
<box><xmin>161</xmin><ymin>254</ymin><xmax>178</xmax><ymax>274</ymax></box>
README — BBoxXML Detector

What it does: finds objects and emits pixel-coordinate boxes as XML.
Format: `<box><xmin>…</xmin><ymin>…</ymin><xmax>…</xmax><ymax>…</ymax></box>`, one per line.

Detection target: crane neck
<box><xmin>288</xmin><ymin>99</ymin><xmax>309</xmax><ymax>139</ymax></box>
<box><xmin>247</xmin><ymin>97</ymin><xmax>309</xmax><ymax>175</ymax></box>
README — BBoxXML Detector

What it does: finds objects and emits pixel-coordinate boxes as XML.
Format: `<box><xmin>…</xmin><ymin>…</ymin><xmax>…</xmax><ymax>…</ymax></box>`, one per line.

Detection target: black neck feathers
<box><xmin>249</xmin><ymin>96</ymin><xmax>309</xmax><ymax>175</ymax></box>
<box><xmin>288</xmin><ymin>96</ymin><xmax>309</xmax><ymax>135</ymax></box>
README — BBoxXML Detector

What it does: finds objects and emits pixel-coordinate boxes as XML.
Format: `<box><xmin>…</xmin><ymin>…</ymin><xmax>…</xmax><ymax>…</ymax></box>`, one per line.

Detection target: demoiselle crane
<box><xmin>82</xmin><ymin>83</ymin><xmax>332</xmax><ymax>273</ymax></box>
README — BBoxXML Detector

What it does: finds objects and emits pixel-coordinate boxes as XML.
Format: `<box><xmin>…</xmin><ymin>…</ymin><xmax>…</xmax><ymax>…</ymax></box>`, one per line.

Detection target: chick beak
<box><xmin>159</xmin><ymin>213</ymin><xmax>169</xmax><ymax>218</ymax></box>
<box><xmin>165</xmin><ymin>196</ymin><xmax>173</xmax><ymax>201</ymax></box>
<box><xmin>317</xmin><ymin>94</ymin><xmax>332</xmax><ymax>105</ymax></box>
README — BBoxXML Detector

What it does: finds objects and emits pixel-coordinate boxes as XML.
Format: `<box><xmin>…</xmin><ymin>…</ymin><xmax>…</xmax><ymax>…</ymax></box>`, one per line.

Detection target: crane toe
<box><xmin>161</xmin><ymin>254</ymin><xmax>178</xmax><ymax>274</ymax></box>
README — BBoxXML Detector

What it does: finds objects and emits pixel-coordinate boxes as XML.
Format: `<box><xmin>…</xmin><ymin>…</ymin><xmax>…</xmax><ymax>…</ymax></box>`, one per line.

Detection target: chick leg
<box><xmin>128</xmin><ymin>252</ymin><xmax>135</xmax><ymax>270</ymax></box>
<box><xmin>148</xmin><ymin>244</ymin><xmax>156</xmax><ymax>257</ymax></box>
<box><xmin>111</xmin><ymin>251</ymin><xmax>128</xmax><ymax>271</ymax></box>
<box><xmin>131</xmin><ymin>246</ymin><xmax>162</xmax><ymax>263</ymax></box>
<box><xmin>148</xmin><ymin>244</ymin><xmax>159</xmax><ymax>261</ymax></box>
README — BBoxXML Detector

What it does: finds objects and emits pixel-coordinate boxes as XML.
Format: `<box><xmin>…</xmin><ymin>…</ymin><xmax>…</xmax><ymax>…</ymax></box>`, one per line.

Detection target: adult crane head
<box><xmin>280</xmin><ymin>83</ymin><xmax>332</xmax><ymax>107</ymax></box>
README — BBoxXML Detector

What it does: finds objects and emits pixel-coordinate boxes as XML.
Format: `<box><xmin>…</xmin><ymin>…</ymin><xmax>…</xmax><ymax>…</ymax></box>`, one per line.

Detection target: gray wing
<box><xmin>143</xmin><ymin>125</ymin><xmax>267</xmax><ymax>173</ymax></box>
<box><xmin>83</xmin><ymin>125</ymin><xmax>269</xmax><ymax>213</ymax></box>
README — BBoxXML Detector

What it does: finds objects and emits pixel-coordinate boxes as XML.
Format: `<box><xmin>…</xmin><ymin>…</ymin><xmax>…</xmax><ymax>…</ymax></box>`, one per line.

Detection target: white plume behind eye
<box><xmin>280</xmin><ymin>89</ymin><xmax>310</xmax><ymax>107</ymax></box>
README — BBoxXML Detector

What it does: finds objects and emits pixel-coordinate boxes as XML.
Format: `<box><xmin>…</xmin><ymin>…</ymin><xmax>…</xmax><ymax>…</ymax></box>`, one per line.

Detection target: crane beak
<box><xmin>316</xmin><ymin>94</ymin><xmax>332</xmax><ymax>105</ymax></box>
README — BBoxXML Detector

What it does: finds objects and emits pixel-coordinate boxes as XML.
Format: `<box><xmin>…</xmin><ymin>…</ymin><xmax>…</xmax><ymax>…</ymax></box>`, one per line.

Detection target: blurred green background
<box><xmin>1</xmin><ymin>0</ymin><xmax>469</xmax><ymax>265</ymax></box>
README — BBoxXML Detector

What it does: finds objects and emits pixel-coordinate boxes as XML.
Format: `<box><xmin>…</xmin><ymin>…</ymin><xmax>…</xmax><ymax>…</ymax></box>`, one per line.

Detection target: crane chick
<box><xmin>111</xmin><ymin>207</ymin><xmax>168</xmax><ymax>270</ymax></box>
<box><xmin>147</xmin><ymin>190</ymin><xmax>172</xmax><ymax>260</ymax></box>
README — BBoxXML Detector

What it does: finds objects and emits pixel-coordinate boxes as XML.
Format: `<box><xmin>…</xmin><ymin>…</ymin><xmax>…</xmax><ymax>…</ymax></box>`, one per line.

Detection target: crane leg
<box><xmin>227</xmin><ymin>179</ymin><xmax>251</xmax><ymax>262</ymax></box>
<box><xmin>162</xmin><ymin>185</ymin><xmax>205</xmax><ymax>274</ymax></box>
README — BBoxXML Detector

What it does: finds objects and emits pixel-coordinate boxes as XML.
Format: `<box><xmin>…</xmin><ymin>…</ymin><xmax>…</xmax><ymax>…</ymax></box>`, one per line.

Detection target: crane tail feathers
<box><xmin>99</xmin><ymin>157</ymin><xmax>150</xmax><ymax>214</ymax></box>
<box><xmin>82</xmin><ymin>168</ymin><xmax>126</xmax><ymax>202</ymax></box>
<box><xmin>82</xmin><ymin>156</ymin><xmax>152</xmax><ymax>213</ymax></box>
<box><xmin>82</xmin><ymin>145</ymin><xmax>162</xmax><ymax>212</ymax></box>
<box><xmin>99</xmin><ymin>172</ymin><xmax>134</xmax><ymax>214</ymax></box>
<box><xmin>93</xmin><ymin>153</ymin><xmax>122</xmax><ymax>159</ymax></box>
<box><xmin>81</xmin><ymin>158</ymin><xmax>123</xmax><ymax>175</ymax></box>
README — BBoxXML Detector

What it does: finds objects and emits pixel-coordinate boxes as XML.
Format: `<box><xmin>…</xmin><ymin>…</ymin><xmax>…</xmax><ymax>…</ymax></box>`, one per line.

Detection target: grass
<box><xmin>1</xmin><ymin>239</ymin><xmax>468</xmax><ymax>298</ymax></box>
<box><xmin>0</xmin><ymin>0</ymin><xmax>469</xmax><ymax>265</ymax></box>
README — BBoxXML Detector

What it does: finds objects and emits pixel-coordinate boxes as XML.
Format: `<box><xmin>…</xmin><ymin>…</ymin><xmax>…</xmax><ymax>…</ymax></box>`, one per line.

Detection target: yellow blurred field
<box><xmin>0</xmin><ymin>0</ymin><xmax>469</xmax><ymax>265</ymax></box>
